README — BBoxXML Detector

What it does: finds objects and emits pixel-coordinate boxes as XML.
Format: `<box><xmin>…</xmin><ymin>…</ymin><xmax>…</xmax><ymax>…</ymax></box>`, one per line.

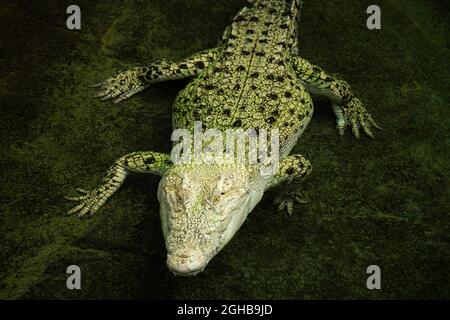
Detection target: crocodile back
<box><xmin>173</xmin><ymin>0</ymin><xmax>312</xmax><ymax>156</ymax></box>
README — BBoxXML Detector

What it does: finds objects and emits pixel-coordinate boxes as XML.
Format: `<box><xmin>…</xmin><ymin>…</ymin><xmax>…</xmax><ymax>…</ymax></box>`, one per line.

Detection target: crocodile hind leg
<box><xmin>93</xmin><ymin>48</ymin><xmax>220</xmax><ymax>103</ymax></box>
<box><xmin>289</xmin><ymin>56</ymin><xmax>381</xmax><ymax>138</ymax></box>
<box><xmin>267</xmin><ymin>154</ymin><xmax>312</xmax><ymax>215</ymax></box>
<box><xmin>65</xmin><ymin>151</ymin><xmax>172</xmax><ymax>218</ymax></box>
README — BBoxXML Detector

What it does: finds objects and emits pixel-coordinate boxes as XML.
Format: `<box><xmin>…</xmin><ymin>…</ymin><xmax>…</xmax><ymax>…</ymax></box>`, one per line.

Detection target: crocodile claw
<box><xmin>90</xmin><ymin>82</ymin><xmax>107</xmax><ymax>88</ymax></box>
<box><xmin>114</xmin><ymin>85</ymin><xmax>148</xmax><ymax>103</ymax></box>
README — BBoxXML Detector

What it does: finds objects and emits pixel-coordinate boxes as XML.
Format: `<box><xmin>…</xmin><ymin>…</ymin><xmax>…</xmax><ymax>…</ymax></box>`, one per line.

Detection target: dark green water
<box><xmin>0</xmin><ymin>0</ymin><xmax>449</xmax><ymax>299</ymax></box>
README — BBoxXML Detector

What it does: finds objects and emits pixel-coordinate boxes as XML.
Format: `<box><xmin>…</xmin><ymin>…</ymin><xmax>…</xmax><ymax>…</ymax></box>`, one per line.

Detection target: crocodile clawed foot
<box><xmin>92</xmin><ymin>68</ymin><xmax>150</xmax><ymax>103</ymax></box>
<box><xmin>64</xmin><ymin>187</ymin><xmax>107</xmax><ymax>219</ymax></box>
<box><xmin>334</xmin><ymin>99</ymin><xmax>381</xmax><ymax>139</ymax></box>
<box><xmin>274</xmin><ymin>190</ymin><xmax>308</xmax><ymax>216</ymax></box>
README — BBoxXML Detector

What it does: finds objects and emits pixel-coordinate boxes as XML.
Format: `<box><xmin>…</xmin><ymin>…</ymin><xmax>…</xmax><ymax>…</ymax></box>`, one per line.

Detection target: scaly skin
<box><xmin>66</xmin><ymin>0</ymin><xmax>380</xmax><ymax>275</ymax></box>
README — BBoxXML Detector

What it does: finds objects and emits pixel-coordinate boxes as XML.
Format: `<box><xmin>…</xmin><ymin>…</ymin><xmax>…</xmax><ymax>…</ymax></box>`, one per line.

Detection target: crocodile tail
<box><xmin>248</xmin><ymin>0</ymin><xmax>303</xmax><ymax>15</ymax></box>
<box><xmin>248</xmin><ymin>0</ymin><xmax>303</xmax><ymax>8</ymax></box>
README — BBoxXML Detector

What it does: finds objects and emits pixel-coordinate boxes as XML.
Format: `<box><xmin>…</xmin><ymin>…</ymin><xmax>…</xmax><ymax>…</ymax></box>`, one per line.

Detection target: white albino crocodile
<box><xmin>65</xmin><ymin>0</ymin><xmax>380</xmax><ymax>276</ymax></box>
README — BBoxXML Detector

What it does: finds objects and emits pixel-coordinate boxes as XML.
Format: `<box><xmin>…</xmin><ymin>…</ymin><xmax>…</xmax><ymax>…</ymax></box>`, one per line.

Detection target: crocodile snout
<box><xmin>166</xmin><ymin>249</ymin><xmax>207</xmax><ymax>276</ymax></box>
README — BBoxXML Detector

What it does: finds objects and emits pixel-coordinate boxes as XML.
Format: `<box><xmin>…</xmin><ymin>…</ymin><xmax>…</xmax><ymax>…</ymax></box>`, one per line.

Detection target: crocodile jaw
<box><xmin>157</xmin><ymin>164</ymin><xmax>265</xmax><ymax>276</ymax></box>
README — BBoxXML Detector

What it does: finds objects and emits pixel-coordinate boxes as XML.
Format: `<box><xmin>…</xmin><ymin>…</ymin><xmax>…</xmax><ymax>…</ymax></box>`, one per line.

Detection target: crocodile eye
<box><xmin>164</xmin><ymin>187</ymin><xmax>184</xmax><ymax>217</ymax></box>
<box><xmin>213</xmin><ymin>188</ymin><xmax>248</xmax><ymax>209</ymax></box>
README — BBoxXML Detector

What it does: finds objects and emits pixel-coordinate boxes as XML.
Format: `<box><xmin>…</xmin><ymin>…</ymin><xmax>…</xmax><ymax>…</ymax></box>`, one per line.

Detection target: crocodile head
<box><xmin>157</xmin><ymin>164</ymin><xmax>265</xmax><ymax>276</ymax></box>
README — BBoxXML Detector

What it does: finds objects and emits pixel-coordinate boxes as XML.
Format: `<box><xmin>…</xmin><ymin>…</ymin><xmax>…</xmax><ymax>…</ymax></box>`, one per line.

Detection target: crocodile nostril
<box><xmin>167</xmin><ymin>249</ymin><xmax>206</xmax><ymax>275</ymax></box>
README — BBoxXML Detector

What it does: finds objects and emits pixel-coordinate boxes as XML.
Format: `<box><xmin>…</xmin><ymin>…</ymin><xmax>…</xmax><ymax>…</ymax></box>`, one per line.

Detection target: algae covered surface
<box><xmin>0</xmin><ymin>0</ymin><xmax>449</xmax><ymax>299</ymax></box>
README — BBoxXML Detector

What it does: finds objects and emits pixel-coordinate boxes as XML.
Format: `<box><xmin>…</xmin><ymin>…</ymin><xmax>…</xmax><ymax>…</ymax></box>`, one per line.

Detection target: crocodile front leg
<box><xmin>65</xmin><ymin>151</ymin><xmax>172</xmax><ymax>218</ymax></box>
<box><xmin>93</xmin><ymin>48</ymin><xmax>220</xmax><ymax>103</ymax></box>
<box><xmin>289</xmin><ymin>57</ymin><xmax>381</xmax><ymax>138</ymax></box>
<box><xmin>267</xmin><ymin>155</ymin><xmax>312</xmax><ymax>215</ymax></box>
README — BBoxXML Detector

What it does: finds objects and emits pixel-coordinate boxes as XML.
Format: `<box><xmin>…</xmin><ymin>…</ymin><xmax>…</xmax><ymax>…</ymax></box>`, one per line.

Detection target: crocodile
<box><xmin>66</xmin><ymin>0</ymin><xmax>380</xmax><ymax>276</ymax></box>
